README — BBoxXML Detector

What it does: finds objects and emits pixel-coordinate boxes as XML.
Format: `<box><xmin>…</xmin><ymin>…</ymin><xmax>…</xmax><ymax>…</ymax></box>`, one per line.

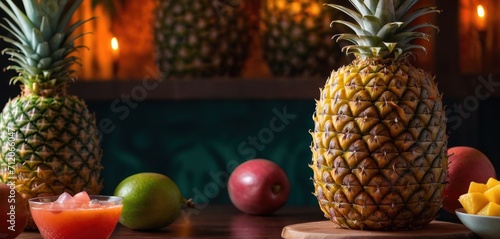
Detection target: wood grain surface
<box><xmin>282</xmin><ymin>220</ymin><xmax>478</xmax><ymax>239</ymax></box>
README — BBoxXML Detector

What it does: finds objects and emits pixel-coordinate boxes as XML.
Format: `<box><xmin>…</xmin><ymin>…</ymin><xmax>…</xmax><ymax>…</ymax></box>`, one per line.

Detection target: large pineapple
<box><xmin>311</xmin><ymin>0</ymin><xmax>447</xmax><ymax>230</ymax></box>
<box><xmin>154</xmin><ymin>0</ymin><xmax>251</xmax><ymax>78</ymax></box>
<box><xmin>261</xmin><ymin>0</ymin><xmax>348</xmax><ymax>77</ymax></box>
<box><xmin>0</xmin><ymin>0</ymin><xmax>103</xmax><ymax>229</ymax></box>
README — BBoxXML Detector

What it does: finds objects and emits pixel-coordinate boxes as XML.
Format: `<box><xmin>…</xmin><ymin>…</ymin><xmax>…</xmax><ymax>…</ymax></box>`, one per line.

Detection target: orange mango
<box><xmin>484</xmin><ymin>185</ymin><xmax>500</xmax><ymax>204</ymax></box>
<box><xmin>458</xmin><ymin>192</ymin><xmax>490</xmax><ymax>214</ymax></box>
<box><xmin>486</xmin><ymin>177</ymin><xmax>500</xmax><ymax>189</ymax></box>
<box><xmin>468</xmin><ymin>181</ymin><xmax>488</xmax><ymax>193</ymax></box>
<box><xmin>477</xmin><ymin>202</ymin><xmax>500</xmax><ymax>216</ymax></box>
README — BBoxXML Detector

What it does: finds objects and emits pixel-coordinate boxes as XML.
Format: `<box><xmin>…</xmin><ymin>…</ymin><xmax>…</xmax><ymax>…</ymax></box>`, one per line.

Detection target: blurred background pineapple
<box><xmin>261</xmin><ymin>0</ymin><xmax>349</xmax><ymax>77</ymax></box>
<box><xmin>154</xmin><ymin>0</ymin><xmax>253</xmax><ymax>78</ymax></box>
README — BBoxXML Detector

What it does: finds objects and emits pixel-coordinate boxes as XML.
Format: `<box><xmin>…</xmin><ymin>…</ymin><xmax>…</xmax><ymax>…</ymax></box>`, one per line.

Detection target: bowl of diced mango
<box><xmin>456</xmin><ymin>177</ymin><xmax>500</xmax><ymax>239</ymax></box>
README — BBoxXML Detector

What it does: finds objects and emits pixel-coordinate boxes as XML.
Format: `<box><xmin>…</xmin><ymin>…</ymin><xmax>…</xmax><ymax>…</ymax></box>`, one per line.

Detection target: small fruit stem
<box><xmin>183</xmin><ymin>198</ymin><xmax>196</xmax><ymax>209</ymax></box>
<box><xmin>272</xmin><ymin>185</ymin><xmax>281</xmax><ymax>194</ymax></box>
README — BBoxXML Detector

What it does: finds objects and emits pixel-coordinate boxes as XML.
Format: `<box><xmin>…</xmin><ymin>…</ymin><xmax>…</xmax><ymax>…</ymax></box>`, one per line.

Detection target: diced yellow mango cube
<box><xmin>484</xmin><ymin>185</ymin><xmax>500</xmax><ymax>204</ymax></box>
<box><xmin>468</xmin><ymin>181</ymin><xmax>489</xmax><ymax>193</ymax></box>
<box><xmin>486</xmin><ymin>177</ymin><xmax>500</xmax><ymax>189</ymax></box>
<box><xmin>458</xmin><ymin>192</ymin><xmax>490</xmax><ymax>214</ymax></box>
<box><xmin>478</xmin><ymin>202</ymin><xmax>500</xmax><ymax>216</ymax></box>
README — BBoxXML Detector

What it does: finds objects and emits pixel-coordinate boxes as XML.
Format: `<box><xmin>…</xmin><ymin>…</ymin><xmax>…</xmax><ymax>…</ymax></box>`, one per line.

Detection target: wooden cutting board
<box><xmin>282</xmin><ymin>221</ymin><xmax>477</xmax><ymax>239</ymax></box>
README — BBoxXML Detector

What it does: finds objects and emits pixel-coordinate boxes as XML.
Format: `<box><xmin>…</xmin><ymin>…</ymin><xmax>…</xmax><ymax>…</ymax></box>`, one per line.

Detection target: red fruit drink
<box><xmin>29</xmin><ymin>192</ymin><xmax>122</xmax><ymax>239</ymax></box>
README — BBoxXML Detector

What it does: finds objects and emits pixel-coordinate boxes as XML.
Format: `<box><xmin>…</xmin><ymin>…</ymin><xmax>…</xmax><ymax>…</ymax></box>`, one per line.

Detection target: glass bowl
<box><xmin>29</xmin><ymin>195</ymin><xmax>123</xmax><ymax>239</ymax></box>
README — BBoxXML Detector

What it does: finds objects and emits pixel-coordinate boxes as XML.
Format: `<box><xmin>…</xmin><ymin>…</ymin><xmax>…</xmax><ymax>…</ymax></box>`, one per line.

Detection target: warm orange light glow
<box><xmin>111</xmin><ymin>37</ymin><xmax>119</xmax><ymax>63</ymax></box>
<box><xmin>477</xmin><ymin>5</ymin><xmax>485</xmax><ymax>18</ymax></box>
<box><xmin>475</xmin><ymin>4</ymin><xmax>487</xmax><ymax>31</ymax></box>
<box><xmin>111</xmin><ymin>37</ymin><xmax>119</xmax><ymax>51</ymax></box>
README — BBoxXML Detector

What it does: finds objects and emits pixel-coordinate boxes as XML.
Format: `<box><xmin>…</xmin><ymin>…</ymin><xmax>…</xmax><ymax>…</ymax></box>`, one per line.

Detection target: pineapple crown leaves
<box><xmin>327</xmin><ymin>0</ymin><xmax>440</xmax><ymax>61</ymax></box>
<box><xmin>0</xmin><ymin>0</ymin><xmax>94</xmax><ymax>93</ymax></box>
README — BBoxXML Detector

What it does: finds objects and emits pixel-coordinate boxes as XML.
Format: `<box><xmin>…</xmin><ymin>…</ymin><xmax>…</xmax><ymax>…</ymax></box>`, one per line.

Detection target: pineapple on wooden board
<box><xmin>310</xmin><ymin>0</ymin><xmax>447</xmax><ymax>230</ymax></box>
<box><xmin>0</xmin><ymin>0</ymin><xmax>103</xmax><ymax>229</ymax></box>
<box><xmin>261</xmin><ymin>0</ymin><xmax>349</xmax><ymax>77</ymax></box>
<box><xmin>154</xmin><ymin>0</ymin><xmax>252</xmax><ymax>78</ymax></box>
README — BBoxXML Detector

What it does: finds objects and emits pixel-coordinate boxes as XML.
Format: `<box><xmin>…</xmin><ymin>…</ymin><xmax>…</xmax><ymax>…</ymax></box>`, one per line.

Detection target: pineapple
<box><xmin>310</xmin><ymin>0</ymin><xmax>447</xmax><ymax>230</ymax></box>
<box><xmin>0</xmin><ymin>0</ymin><xmax>103</xmax><ymax>229</ymax></box>
<box><xmin>154</xmin><ymin>0</ymin><xmax>251</xmax><ymax>78</ymax></box>
<box><xmin>261</xmin><ymin>0</ymin><xmax>348</xmax><ymax>77</ymax></box>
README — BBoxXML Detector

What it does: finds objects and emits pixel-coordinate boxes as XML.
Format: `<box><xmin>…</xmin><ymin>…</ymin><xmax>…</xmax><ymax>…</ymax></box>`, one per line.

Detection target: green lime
<box><xmin>114</xmin><ymin>172</ymin><xmax>192</xmax><ymax>230</ymax></box>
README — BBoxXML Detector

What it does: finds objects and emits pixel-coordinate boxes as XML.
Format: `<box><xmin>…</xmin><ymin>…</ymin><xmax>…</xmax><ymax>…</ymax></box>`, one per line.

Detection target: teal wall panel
<box><xmin>88</xmin><ymin>99</ymin><xmax>319</xmax><ymax>206</ymax></box>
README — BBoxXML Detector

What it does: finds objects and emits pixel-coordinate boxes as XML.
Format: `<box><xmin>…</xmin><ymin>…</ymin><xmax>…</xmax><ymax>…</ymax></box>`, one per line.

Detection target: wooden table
<box><xmin>18</xmin><ymin>205</ymin><xmax>326</xmax><ymax>239</ymax></box>
<box><xmin>17</xmin><ymin>205</ymin><xmax>476</xmax><ymax>239</ymax></box>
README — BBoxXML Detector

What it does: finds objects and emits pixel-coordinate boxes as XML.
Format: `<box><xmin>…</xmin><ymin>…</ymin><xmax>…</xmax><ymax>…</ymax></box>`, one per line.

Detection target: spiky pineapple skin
<box><xmin>311</xmin><ymin>58</ymin><xmax>448</xmax><ymax>230</ymax></box>
<box><xmin>154</xmin><ymin>0</ymin><xmax>251</xmax><ymax>78</ymax></box>
<box><xmin>0</xmin><ymin>94</ymin><xmax>103</xmax><ymax>229</ymax></box>
<box><xmin>261</xmin><ymin>0</ymin><xmax>347</xmax><ymax>77</ymax></box>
